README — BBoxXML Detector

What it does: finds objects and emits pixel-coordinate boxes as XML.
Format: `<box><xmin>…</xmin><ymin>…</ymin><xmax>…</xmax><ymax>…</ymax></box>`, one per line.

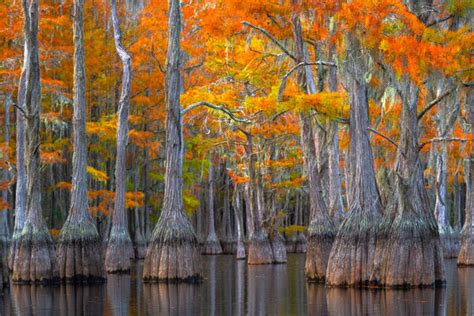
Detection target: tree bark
<box><xmin>326</xmin><ymin>36</ymin><xmax>383</xmax><ymax>287</ymax></box>
<box><xmin>370</xmin><ymin>79</ymin><xmax>445</xmax><ymax>287</ymax></box>
<box><xmin>56</xmin><ymin>0</ymin><xmax>105</xmax><ymax>282</ymax></box>
<box><xmin>458</xmin><ymin>86</ymin><xmax>474</xmax><ymax>266</ymax></box>
<box><xmin>8</xmin><ymin>38</ymin><xmax>28</xmax><ymax>271</ymax></box>
<box><xmin>202</xmin><ymin>160</ymin><xmax>223</xmax><ymax>254</ymax></box>
<box><xmin>105</xmin><ymin>0</ymin><xmax>134</xmax><ymax>273</ymax></box>
<box><xmin>0</xmin><ymin>94</ymin><xmax>11</xmax><ymax>286</ymax></box>
<box><xmin>232</xmin><ymin>184</ymin><xmax>246</xmax><ymax>260</ymax></box>
<box><xmin>143</xmin><ymin>0</ymin><xmax>201</xmax><ymax>282</ymax></box>
<box><xmin>11</xmin><ymin>0</ymin><xmax>58</xmax><ymax>283</ymax></box>
<box><xmin>290</xmin><ymin>13</ymin><xmax>334</xmax><ymax>281</ymax></box>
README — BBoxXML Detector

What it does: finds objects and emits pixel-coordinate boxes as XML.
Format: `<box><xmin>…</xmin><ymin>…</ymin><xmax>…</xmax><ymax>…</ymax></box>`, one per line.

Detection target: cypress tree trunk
<box><xmin>291</xmin><ymin>13</ymin><xmax>334</xmax><ymax>281</ymax></box>
<box><xmin>246</xmin><ymin>133</ymin><xmax>274</xmax><ymax>265</ymax></box>
<box><xmin>1</xmin><ymin>94</ymin><xmax>11</xmax><ymax>286</ymax></box>
<box><xmin>370</xmin><ymin>79</ymin><xmax>445</xmax><ymax>287</ymax></box>
<box><xmin>11</xmin><ymin>0</ymin><xmax>58</xmax><ymax>283</ymax></box>
<box><xmin>458</xmin><ymin>87</ymin><xmax>474</xmax><ymax>266</ymax></box>
<box><xmin>8</xmin><ymin>39</ymin><xmax>28</xmax><ymax>271</ymax></box>
<box><xmin>232</xmin><ymin>184</ymin><xmax>246</xmax><ymax>260</ymax></box>
<box><xmin>143</xmin><ymin>0</ymin><xmax>201</xmax><ymax>282</ymax></box>
<box><xmin>221</xmin><ymin>170</ymin><xmax>236</xmax><ymax>253</ymax></box>
<box><xmin>105</xmin><ymin>0</ymin><xmax>134</xmax><ymax>273</ymax></box>
<box><xmin>326</xmin><ymin>36</ymin><xmax>382</xmax><ymax>286</ymax></box>
<box><xmin>202</xmin><ymin>161</ymin><xmax>223</xmax><ymax>254</ymax></box>
<box><xmin>56</xmin><ymin>0</ymin><xmax>105</xmax><ymax>282</ymax></box>
<box><xmin>433</xmin><ymin>99</ymin><xmax>460</xmax><ymax>258</ymax></box>
<box><xmin>133</xmin><ymin>164</ymin><xmax>146</xmax><ymax>259</ymax></box>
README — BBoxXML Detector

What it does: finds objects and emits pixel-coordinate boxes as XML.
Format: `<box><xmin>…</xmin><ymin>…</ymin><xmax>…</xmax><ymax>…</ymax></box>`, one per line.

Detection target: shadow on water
<box><xmin>1</xmin><ymin>256</ymin><xmax>472</xmax><ymax>315</ymax></box>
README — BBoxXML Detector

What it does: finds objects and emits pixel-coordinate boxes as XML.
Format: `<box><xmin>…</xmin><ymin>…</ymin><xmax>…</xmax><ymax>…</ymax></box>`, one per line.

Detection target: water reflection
<box><xmin>0</xmin><ymin>256</ymin><xmax>472</xmax><ymax>315</ymax></box>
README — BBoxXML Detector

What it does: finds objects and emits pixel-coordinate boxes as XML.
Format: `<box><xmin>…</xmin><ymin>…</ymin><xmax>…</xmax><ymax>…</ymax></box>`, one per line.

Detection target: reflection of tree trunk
<box><xmin>56</xmin><ymin>0</ymin><xmax>104</xmax><ymax>282</ymax></box>
<box><xmin>107</xmin><ymin>274</ymin><xmax>131</xmax><ymax>316</ymax></box>
<box><xmin>11</xmin><ymin>285</ymin><xmax>58</xmax><ymax>314</ymax></box>
<box><xmin>59</xmin><ymin>283</ymin><xmax>105</xmax><ymax>315</ymax></box>
<box><xmin>143</xmin><ymin>283</ymin><xmax>199</xmax><ymax>315</ymax></box>
<box><xmin>143</xmin><ymin>0</ymin><xmax>201</xmax><ymax>282</ymax></box>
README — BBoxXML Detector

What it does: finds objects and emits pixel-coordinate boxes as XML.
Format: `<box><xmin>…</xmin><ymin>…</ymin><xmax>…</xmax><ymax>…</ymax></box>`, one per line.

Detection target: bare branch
<box><xmin>182</xmin><ymin>101</ymin><xmax>250</xmax><ymax>123</ymax></box>
<box><xmin>368</xmin><ymin>127</ymin><xmax>398</xmax><ymax>149</ymax></box>
<box><xmin>241</xmin><ymin>21</ymin><xmax>297</xmax><ymax>61</ymax></box>
<box><xmin>417</xmin><ymin>89</ymin><xmax>453</xmax><ymax>121</ymax></box>
<box><xmin>427</xmin><ymin>15</ymin><xmax>453</xmax><ymax>27</ymax></box>
<box><xmin>419</xmin><ymin>137</ymin><xmax>471</xmax><ymax>150</ymax></box>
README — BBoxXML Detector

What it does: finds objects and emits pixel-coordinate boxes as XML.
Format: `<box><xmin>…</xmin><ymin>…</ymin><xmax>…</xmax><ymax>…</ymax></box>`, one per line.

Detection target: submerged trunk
<box><xmin>370</xmin><ymin>79</ymin><xmax>445</xmax><ymax>287</ymax></box>
<box><xmin>143</xmin><ymin>0</ymin><xmax>201</xmax><ymax>282</ymax></box>
<box><xmin>291</xmin><ymin>13</ymin><xmax>334</xmax><ymax>281</ymax></box>
<box><xmin>11</xmin><ymin>0</ymin><xmax>58</xmax><ymax>283</ymax></box>
<box><xmin>56</xmin><ymin>0</ymin><xmax>104</xmax><ymax>282</ymax></box>
<box><xmin>105</xmin><ymin>0</ymin><xmax>134</xmax><ymax>273</ymax></box>
<box><xmin>232</xmin><ymin>184</ymin><xmax>246</xmax><ymax>260</ymax></box>
<box><xmin>202</xmin><ymin>161</ymin><xmax>223</xmax><ymax>255</ymax></box>
<box><xmin>458</xmin><ymin>87</ymin><xmax>474</xmax><ymax>266</ymax></box>
<box><xmin>8</xmin><ymin>39</ymin><xmax>28</xmax><ymax>271</ymax></box>
<box><xmin>326</xmin><ymin>37</ymin><xmax>382</xmax><ymax>287</ymax></box>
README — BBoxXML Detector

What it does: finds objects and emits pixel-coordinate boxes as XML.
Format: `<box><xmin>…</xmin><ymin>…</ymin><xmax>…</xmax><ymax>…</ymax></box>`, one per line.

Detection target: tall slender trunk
<box><xmin>458</xmin><ymin>86</ymin><xmax>474</xmax><ymax>266</ymax></box>
<box><xmin>132</xmin><ymin>162</ymin><xmax>145</xmax><ymax>259</ymax></box>
<box><xmin>56</xmin><ymin>0</ymin><xmax>104</xmax><ymax>282</ymax></box>
<box><xmin>433</xmin><ymin>96</ymin><xmax>460</xmax><ymax>258</ymax></box>
<box><xmin>105</xmin><ymin>0</ymin><xmax>134</xmax><ymax>273</ymax></box>
<box><xmin>203</xmin><ymin>160</ymin><xmax>222</xmax><ymax>254</ymax></box>
<box><xmin>11</xmin><ymin>0</ymin><xmax>58</xmax><ymax>283</ymax></box>
<box><xmin>8</xmin><ymin>43</ymin><xmax>28</xmax><ymax>271</ymax></box>
<box><xmin>1</xmin><ymin>94</ymin><xmax>11</xmax><ymax>286</ymax></box>
<box><xmin>233</xmin><ymin>184</ymin><xmax>246</xmax><ymax>259</ymax></box>
<box><xmin>290</xmin><ymin>12</ymin><xmax>333</xmax><ymax>281</ymax></box>
<box><xmin>143</xmin><ymin>0</ymin><xmax>201</xmax><ymax>282</ymax></box>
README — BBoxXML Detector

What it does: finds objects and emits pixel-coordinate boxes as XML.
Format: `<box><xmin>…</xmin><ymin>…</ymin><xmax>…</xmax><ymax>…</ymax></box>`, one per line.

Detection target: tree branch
<box><xmin>182</xmin><ymin>101</ymin><xmax>250</xmax><ymax>123</ymax></box>
<box><xmin>417</xmin><ymin>89</ymin><xmax>453</xmax><ymax>121</ymax></box>
<box><xmin>419</xmin><ymin>137</ymin><xmax>471</xmax><ymax>150</ymax></box>
<box><xmin>368</xmin><ymin>127</ymin><xmax>398</xmax><ymax>149</ymax></box>
<box><xmin>241</xmin><ymin>21</ymin><xmax>297</xmax><ymax>61</ymax></box>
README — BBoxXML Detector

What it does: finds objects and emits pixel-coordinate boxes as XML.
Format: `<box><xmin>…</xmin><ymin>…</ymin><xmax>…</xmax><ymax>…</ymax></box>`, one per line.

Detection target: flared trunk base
<box><xmin>370</xmin><ymin>212</ymin><xmax>445</xmax><ymax>288</ymax></box>
<box><xmin>439</xmin><ymin>229</ymin><xmax>460</xmax><ymax>258</ymax></box>
<box><xmin>11</xmin><ymin>223</ymin><xmax>58</xmax><ymax>284</ymax></box>
<box><xmin>143</xmin><ymin>213</ymin><xmax>202</xmax><ymax>283</ymax></box>
<box><xmin>202</xmin><ymin>233</ymin><xmax>223</xmax><ymax>255</ymax></box>
<box><xmin>326</xmin><ymin>209</ymin><xmax>380</xmax><ymax>287</ymax></box>
<box><xmin>221</xmin><ymin>239</ymin><xmax>237</xmax><ymax>254</ymax></box>
<box><xmin>305</xmin><ymin>223</ymin><xmax>335</xmax><ymax>282</ymax></box>
<box><xmin>236</xmin><ymin>240</ymin><xmax>246</xmax><ymax>260</ymax></box>
<box><xmin>248</xmin><ymin>231</ymin><xmax>274</xmax><ymax>265</ymax></box>
<box><xmin>457</xmin><ymin>226</ymin><xmax>474</xmax><ymax>266</ymax></box>
<box><xmin>134</xmin><ymin>236</ymin><xmax>147</xmax><ymax>260</ymax></box>
<box><xmin>270</xmin><ymin>232</ymin><xmax>287</xmax><ymax>263</ymax></box>
<box><xmin>57</xmin><ymin>220</ymin><xmax>105</xmax><ymax>282</ymax></box>
<box><xmin>105</xmin><ymin>226</ymin><xmax>134</xmax><ymax>274</ymax></box>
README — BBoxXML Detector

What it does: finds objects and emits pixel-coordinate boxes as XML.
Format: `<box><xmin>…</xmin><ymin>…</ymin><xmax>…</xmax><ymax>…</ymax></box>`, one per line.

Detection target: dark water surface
<box><xmin>1</xmin><ymin>255</ymin><xmax>473</xmax><ymax>315</ymax></box>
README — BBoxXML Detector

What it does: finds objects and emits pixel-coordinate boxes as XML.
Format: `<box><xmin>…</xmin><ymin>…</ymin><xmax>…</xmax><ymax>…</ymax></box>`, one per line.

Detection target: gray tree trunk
<box><xmin>202</xmin><ymin>160</ymin><xmax>222</xmax><ymax>254</ymax></box>
<box><xmin>11</xmin><ymin>0</ymin><xmax>58</xmax><ymax>283</ymax></box>
<box><xmin>56</xmin><ymin>0</ymin><xmax>105</xmax><ymax>282</ymax></box>
<box><xmin>326</xmin><ymin>36</ymin><xmax>382</xmax><ymax>286</ymax></box>
<box><xmin>8</xmin><ymin>39</ymin><xmax>28</xmax><ymax>271</ymax></box>
<box><xmin>105</xmin><ymin>0</ymin><xmax>134</xmax><ymax>273</ymax></box>
<box><xmin>232</xmin><ymin>184</ymin><xmax>246</xmax><ymax>259</ymax></box>
<box><xmin>143</xmin><ymin>0</ymin><xmax>201</xmax><ymax>282</ymax></box>
<box><xmin>458</xmin><ymin>86</ymin><xmax>474</xmax><ymax>266</ymax></box>
<box><xmin>370</xmin><ymin>79</ymin><xmax>445</xmax><ymax>287</ymax></box>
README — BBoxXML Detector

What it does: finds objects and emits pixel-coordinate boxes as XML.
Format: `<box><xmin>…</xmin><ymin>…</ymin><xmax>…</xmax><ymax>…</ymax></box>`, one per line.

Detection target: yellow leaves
<box><xmin>129</xmin><ymin>129</ymin><xmax>155</xmax><ymax>148</ymax></box>
<box><xmin>183</xmin><ymin>189</ymin><xmax>200</xmax><ymax>215</ymax></box>
<box><xmin>87</xmin><ymin>166</ymin><xmax>109</xmax><ymax>183</ymax></box>
<box><xmin>379</xmin><ymin>39</ymin><xmax>389</xmax><ymax>52</ymax></box>
<box><xmin>125</xmin><ymin>192</ymin><xmax>144</xmax><ymax>209</ymax></box>
<box><xmin>86</xmin><ymin>116</ymin><xmax>117</xmax><ymax>142</ymax></box>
